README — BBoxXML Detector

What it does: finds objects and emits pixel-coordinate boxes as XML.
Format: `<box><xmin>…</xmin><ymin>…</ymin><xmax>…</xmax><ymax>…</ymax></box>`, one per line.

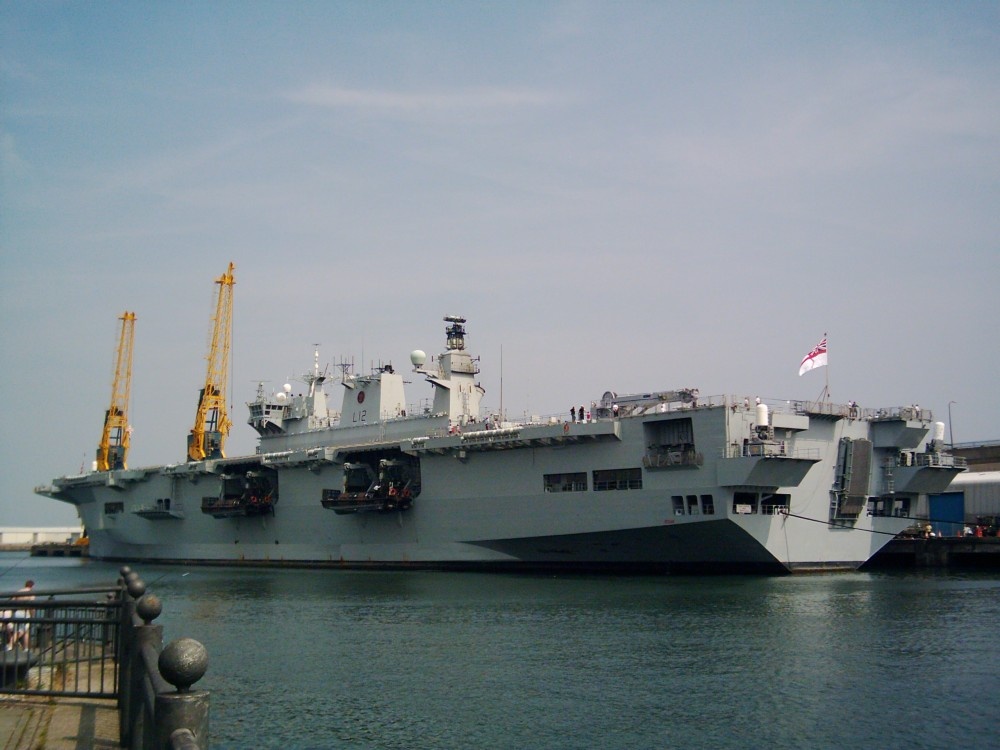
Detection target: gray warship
<box><xmin>37</xmin><ymin>306</ymin><xmax>966</xmax><ymax>572</ymax></box>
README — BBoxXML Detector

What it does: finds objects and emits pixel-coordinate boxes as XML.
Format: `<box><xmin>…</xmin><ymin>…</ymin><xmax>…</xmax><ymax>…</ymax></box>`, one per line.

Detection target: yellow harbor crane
<box><xmin>187</xmin><ymin>262</ymin><xmax>236</xmax><ymax>462</ymax></box>
<box><xmin>96</xmin><ymin>311</ymin><xmax>137</xmax><ymax>471</ymax></box>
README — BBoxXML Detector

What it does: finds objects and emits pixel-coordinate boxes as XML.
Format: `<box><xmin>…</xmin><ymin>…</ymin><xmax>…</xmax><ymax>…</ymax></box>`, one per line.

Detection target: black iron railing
<box><xmin>1</xmin><ymin>584</ymin><xmax>120</xmax><ymax>698</ymax></box>
<box><xmin>1</xmin><ymin>567</ymin><xmax>211</xmax><ymax>750</ymax></box>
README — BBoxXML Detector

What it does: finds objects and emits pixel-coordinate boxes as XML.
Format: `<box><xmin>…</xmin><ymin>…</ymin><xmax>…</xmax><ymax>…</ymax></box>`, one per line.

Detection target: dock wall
<box><xmin>865</xmin><ymin>536</ymin><xmax>1000</xmax><ymax>570</ymax></box>
<box><xmin>0</xmin><ymin>526</ymin><xmax>85</xmax><ymax>550</ymax></box>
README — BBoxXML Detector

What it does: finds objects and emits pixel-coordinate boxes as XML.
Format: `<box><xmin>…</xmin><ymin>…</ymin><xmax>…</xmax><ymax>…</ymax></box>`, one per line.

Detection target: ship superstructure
<box><xmin>36</xmin><ymin>293</ymin><xmax>966</xmax><ymax>572</ymax></box>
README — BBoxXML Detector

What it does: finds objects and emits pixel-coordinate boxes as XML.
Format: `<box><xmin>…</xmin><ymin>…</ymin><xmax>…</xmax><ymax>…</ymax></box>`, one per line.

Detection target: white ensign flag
<box><xmin>798</xmin><ymin>335</ymin><xmax>828</xmax><ymax>376</ymax></box>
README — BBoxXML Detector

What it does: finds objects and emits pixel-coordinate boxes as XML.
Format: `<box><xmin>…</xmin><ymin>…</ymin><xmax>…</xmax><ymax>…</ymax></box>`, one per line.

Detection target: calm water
<box><xmin>3</xmin><ymin>553</ymin><xmax>998</xmax><ymax>750</ymax></box>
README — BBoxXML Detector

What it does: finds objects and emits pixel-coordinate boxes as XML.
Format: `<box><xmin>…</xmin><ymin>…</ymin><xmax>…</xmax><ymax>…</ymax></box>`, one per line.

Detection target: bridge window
<box><xmin>761</xmin><ymin>493</ymin><xmax>790</xmax><ymax>515</ymax></box>
<box><xmin>892</xmin><ymin>496</ymin><xmax>911</xmax><ymax>517</ymax></box>
<box><xmin>733</xmin><ymin>491</ymin><xmax>757</xmax><ymax>514</ymax></box>
<box><xmin>593</xmin><ymin>468</ymin><xmax>642</xmax><ymax>491</ymax></box>
<box><xmin>672</xmin><ymin>495</ymin><xmax>684</xmax><ymax>515</ymax></box>
<box><xmin>104</xmin><ymin>502</ymin><xmax>124</xmax><ymax>515</ymax></box>
<box><xmin>544</xmin><ymin>472</ymin><xmax>587</xmax><ymax>492</ymax></box>
<box><xmin>701</xmin><ymin>494</ymin><xmax>715</xmax><ymax>515</ymax></box>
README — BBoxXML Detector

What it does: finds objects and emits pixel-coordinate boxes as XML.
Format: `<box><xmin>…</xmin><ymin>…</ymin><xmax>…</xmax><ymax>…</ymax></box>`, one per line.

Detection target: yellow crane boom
<box><xmin>188</xmin><ymin>262</ymin><xmax>235</xmax><ymax>462</ymax></box>
<box><xmin>96</xmin><ymin>311</ymin><xmax>136</xmax><ymax>471</ymax></box>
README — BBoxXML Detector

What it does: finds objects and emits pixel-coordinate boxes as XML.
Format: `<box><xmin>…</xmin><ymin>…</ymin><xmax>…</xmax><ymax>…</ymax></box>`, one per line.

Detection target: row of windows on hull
<box><xmin>542</xmin><ymin>476</ymin><xmax>796</xmax><ymax>518</ymax></box>
<box><xmin>105</xmin><ymin>490</ymin><xmax>907</xmax><ymax>521</ymax></box>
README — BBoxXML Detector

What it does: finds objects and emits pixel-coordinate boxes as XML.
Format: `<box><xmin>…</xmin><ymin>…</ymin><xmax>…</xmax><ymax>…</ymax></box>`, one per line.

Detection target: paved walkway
<box><xmin>0</xmin><ymin>696</ymin><xmax>119</xmax><ymax>750</ymax></box>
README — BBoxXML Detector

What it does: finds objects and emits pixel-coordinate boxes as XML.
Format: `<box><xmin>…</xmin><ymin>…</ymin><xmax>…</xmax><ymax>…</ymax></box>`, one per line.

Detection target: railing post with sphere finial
<box><xmin>122</xmin><ymin>571</ymin><xmax>159</xmax><ymax>749</ymax></box>
<box><xmin>155</xmin><ymin>638</ymin><xmax>210</xmax><ymax>750</ymax></box>
<box><xmin>117</xmin><ymin>566</ymin><xmax>134</xmax><ymax>746</ymax></box>
<box><xmin>126</xmin><ymin>573</ymin><xmax>149</xmax><ymax>747</ymax></box>
<box><xmin>112</xmin><ymin>567</ymin><xmax>210</xmax><ymax>750</ymax></box>
<box><xmin>135</xmin><ymin>593</ymin><xmax>165</xmax><ymax>749</ymax></box>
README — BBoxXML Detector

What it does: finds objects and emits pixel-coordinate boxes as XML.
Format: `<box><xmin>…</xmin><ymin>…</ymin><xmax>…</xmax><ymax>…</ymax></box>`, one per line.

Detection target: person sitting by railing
<box><xmin>8</xmin><ymin>580</ymin><xmax>35</xmax><ymax>650</ymax></box>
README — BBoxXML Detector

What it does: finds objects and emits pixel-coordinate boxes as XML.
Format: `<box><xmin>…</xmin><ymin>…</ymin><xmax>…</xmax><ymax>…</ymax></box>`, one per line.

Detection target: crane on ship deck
<box><xmin>187</xmin><ymin>262</ymin><xmax>235</xmax><ymax>462</ymax></box>
<box><xmin>96</xmin><ymin>311</ymin><xmax>136</xmax><ymax>471</ymax></box>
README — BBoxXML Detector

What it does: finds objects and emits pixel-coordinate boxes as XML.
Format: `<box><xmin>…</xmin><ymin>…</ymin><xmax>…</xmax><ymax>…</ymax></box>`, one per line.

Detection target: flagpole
<box><xmin>815</xmin><ymin>332</ymin><xmax>829</xmax><ymax>404</ymax></box>
<box><xmin>824</xmin><ymin>332</ymin><xmax>829</xmax><ymax>402</ymax></box>
<box><xmin>799</xmin><ymin>333</ymin><xmax>830</xmax><ymax>404</ymax></box>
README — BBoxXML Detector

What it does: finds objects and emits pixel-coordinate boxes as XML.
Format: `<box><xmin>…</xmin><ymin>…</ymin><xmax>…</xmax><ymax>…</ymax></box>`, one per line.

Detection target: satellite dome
<box><xmin>410</xmin><ymin>349</ymin><xmax>427</xmax><ymax>367</ymax></box>
<box><xmin>275</xmin><ymin>392</ymin><xmax>287</xmax><ymax>403</ymax></box>
<box><xmin>283</xmin><ymin>383</ymin><xmax>292</xmax><ymax>393</ymax></box>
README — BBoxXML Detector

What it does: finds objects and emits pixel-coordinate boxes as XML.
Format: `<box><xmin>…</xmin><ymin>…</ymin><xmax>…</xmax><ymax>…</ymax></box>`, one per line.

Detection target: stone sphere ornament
<box><xmin>136</xmin><ymin>594</ymin><xmax>162</xmax><ymax>624</ymax></box>
<box><xmin>159</xmin><ymin>638</ymin><xmax>209</xmax><ymax>692</ymax></box>
<box><xmin>126</xmin><ymin>577</ymin><xmax>146</xmax><ymax>599</ymax></box>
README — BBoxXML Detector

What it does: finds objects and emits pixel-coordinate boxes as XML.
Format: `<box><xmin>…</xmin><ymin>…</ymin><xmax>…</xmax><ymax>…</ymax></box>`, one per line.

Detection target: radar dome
<box><xmin>410</xmin><ymin>350</ymin><xmax>427</xmax><ymax>367</ymax></box>
<box><xmin>933</xmin><ymin>421</ymin><xmax>946</xmax><ymax>442</ymax></box>
<box><xmin>283</xmin><ymin>383</ymin><xmax>292</xmax><ymax>393</ymax></box>
<box><xmin>276</xmin><ymin>392</ymin><xmax>287</xmax><ymax>403</ymax></box>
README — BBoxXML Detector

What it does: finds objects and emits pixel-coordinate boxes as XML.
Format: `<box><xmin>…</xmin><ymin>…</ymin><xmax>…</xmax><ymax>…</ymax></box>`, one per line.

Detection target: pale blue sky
<box><xmin>2</xmin><ymin>2</ymin><xmax>998</xmax><ymax>526</ymax></box>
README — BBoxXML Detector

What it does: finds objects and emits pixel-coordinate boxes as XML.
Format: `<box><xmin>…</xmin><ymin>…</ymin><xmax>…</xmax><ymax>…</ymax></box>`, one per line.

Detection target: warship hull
<box><xmin>37</xmin><ymin>309</ymin><xmax>966</xmax><ymax>573</ymax></box>
<box><xmin>39</xmin><ymin>391</ymin><xmax>962</xmax><ymax>573</ymax></box>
